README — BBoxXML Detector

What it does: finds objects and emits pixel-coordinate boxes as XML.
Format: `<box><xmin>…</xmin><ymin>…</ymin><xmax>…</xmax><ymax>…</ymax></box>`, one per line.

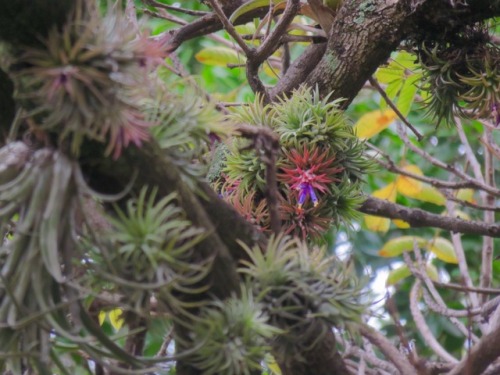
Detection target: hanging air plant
<box><xmin>418</xmin><ymin>25</ymin><xmax>500</xmax><ymax>125</ymax></box>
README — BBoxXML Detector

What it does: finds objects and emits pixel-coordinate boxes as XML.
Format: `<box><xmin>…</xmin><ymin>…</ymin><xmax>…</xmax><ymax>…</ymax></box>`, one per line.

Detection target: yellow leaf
<box><xmin>354</xmin><ymin>109</ymin><xmax>397</xmax><ymax>139</ymax></box>
<box><xmin>265</xmin><ymin>354</ymin><xmax>282</xmax><ymax>375</ymax></box>
<box><xmin>373</xmin><ymin>182</ymin><xmax>397</xmax><ymax>201</ymax></box>
<box><xmin>427</xmin><ymin>237</ymin><xmax>458</xmax><ymax>264</ymax></box>
<box><xmin>456</xmin><ymin>188</ymin><xmax>475</xmax><ymax>203</ymax></box>
<box><xmin>396</xmin><ymin>165</ymin><xmax>423</xmax><ymax>197</ymax></box>
<box><xmin>365</xmin><ymin>183</ymin><xmax>397</xmax><ymax>233</ymax></box>
<box><xmin>379</xmin><ymin>235</ymin><xmax>427</xmax><ymax>257</ymax></box>
<box><xmin>108</xmin><ymin>308</ymin><xmax>124</xmax><ymax>331</ymax></box>
<box><xmin>195</xmin><ymin>47</ymin><xmax>246</xmax><ymax>67</ymax></box>
<box><xmin>365</xmin><ymin>215</ymin><xmax>390</xmax><ymax>233</ymax></box>
<box><xmin>443</xmin><ymin>209</ymin><xmax>470</xmax><ymax>221</ymax></box>
<box><xmin>414</xmin><ymin>184</ymin><xmax>446</xmax><ymax>206</ymax></box>
<box><xmin>262</xmin><ymin>61</ymin><xmax>280</xmax><ymax>79</ymax></box>
<box><xmin>98</xmin><ymin>311</ymin><xmax>106</xmax><ymax>326</ymax></box>
<box><xmin>392</xmin><ymin>219</ymin><xmax>410</xmax><ymax>228</ymax></box>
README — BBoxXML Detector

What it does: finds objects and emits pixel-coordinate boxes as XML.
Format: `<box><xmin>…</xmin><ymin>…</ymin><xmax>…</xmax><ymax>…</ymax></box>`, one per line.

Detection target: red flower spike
<box><xmin>279</xmin><ymin>145</ymin><xmax>343</xmax><ymax>208</ymax></box>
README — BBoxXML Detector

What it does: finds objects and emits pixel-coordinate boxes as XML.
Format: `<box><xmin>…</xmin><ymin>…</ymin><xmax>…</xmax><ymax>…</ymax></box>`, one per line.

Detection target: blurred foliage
<box><xmin>1</xmin><ymin>0</ymin><xmax>500</xmax><ymax>373</ymax></box>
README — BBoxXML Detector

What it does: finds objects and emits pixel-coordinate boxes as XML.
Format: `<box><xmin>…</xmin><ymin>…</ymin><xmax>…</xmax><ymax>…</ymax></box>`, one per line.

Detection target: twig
<box><xmin>480</xmin><ymin>126</ymin><xmax>496</xmax><ymax>302</ymax></box>
<box><xmin>398</xmin><ymin>125</ymin><xmax>500</xmax><ymax>197</ymax></box>
<box><xmin>446</xmin><ymin>226</ymin><xmax>481</xmax><ymax>314</ymax></box>
<box><xmin>422</xmin><ymin>287</ymin><xmax>482</xmax><ymax>318</ymax></box>
<box><xmin>236</xmin><ymin>124</ymin><xmax>281</xmax><ymax>233</ymax></box>
<box><xmin>207</xmin><ymin>0</ymin><xmax>253</xmax><ymax>56</ymax></box>
<box><xmin>345</xmin><ymin>346</ymin><xmax>399</xmax><ymax>374</ymax></box>
<box><xmin>143</xmin><ymin>0</ymin><xmax>209</xmax><ymax>16</ymax></box>
<box><xmin>410</xmin><ymin>281</ymin><xmax>459</xmax><ymax>363</ymax></box>
<box><xmin>404</xmin><ymin>249</ymin><xmax>480</xmax><ymax>342</ymax></box>
<box><xmin>367</xmin><ymin>143</ymin><xmax>477</xmax><ymax>190</ymax></box>
<box><xmin>443</xmin><ymin>192</ymin><xmax>500</xmax><ymax>212</ymax></box>
<box><xmin>241</xmin><ymin>34</ymin><xmax>325</xmax><ymax>43</ymax></box>
<box><xmin>253</xmin><ymin>0</ymin><xmax>300</xmax><ymax>64</ymax></box>
<box><xmin>359</xmin><ymin>324</ymin><xmax>418</xmax><ymax>375</ymax></box>
<box><xmin>143</xmin><ymin>8</ymin><xmax>187</xmax><ymax>25</ymax></box>
<box><xmin>455</xmin><ymin>117</ymin><xmax>484</xmax><ymax>183</ymax></box>
<box><xmin>369</xmin><ymin>76</ymin><xmax>423</xmax><ymax>141</ymax></box>
<box><xmin>385</xmin><ymin>293</ymin><xmax>419</xmax><ymax>365</ymax></box>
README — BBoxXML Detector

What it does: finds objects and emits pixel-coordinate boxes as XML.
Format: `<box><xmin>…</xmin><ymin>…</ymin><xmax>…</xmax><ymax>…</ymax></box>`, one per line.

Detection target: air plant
<box><xmin>239</xmin><ymin>235</ymin><xmax>366</xmax><ymax>363</ymax></box>
<box><xmin>12</xmin><ymin>1</ymin><xmax>164</xmax><ymax>158</ymax></box>
<box><xmin>98</xmin><ymin>187</ymin><xmax>209</xmax><ymax>315</ymax></box>
<box><xmin>418</xmin><ymin>26</ymin><xmax>500</xmax><ymax>125</ymax></box>
<box><xmin>279</xmin><ymin>145</ymin><xmax>343</xmax><ymax>209</ymax></box>
<box><xmin>185</xmin><ymin>286</ymin><xmax>281</xmax><ymax>375</ymax></box>
<box><xmin>0</xmin><ymin>143</ymin><xmax>152</xmax><ymax>374</ymax></box>
<box><xmin>220</xmin><ymin>86</ymin><xmax>372</xmax><ymax>240</ymax></box>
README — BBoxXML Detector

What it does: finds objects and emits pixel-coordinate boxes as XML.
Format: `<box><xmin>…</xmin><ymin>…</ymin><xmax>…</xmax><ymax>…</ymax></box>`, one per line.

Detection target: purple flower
<box><xmin>297</xmin><ymin>183</ymin><xmax>319</xmax><ymax>209</ymax></box>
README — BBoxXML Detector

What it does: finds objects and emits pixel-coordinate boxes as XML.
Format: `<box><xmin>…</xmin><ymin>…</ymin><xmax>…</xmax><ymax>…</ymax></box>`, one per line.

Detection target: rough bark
<box><xmin>359</xmin><ymin>197</ymin><xmax>500</xmax><ymax>237</ymax></box>
<box><xmin>447</xmin><ymin>323</ymin><xmax>500</xmax><ymax>375</ymax></box>
<box><xmin>305</xmin><ymin>0</ymin><xmax>500</xmax><ymax>105</ymax></box>
<box><xmin>276</xmin><ymin>330</ymin><xmax>350</xmax><ymax>375</ymax></box>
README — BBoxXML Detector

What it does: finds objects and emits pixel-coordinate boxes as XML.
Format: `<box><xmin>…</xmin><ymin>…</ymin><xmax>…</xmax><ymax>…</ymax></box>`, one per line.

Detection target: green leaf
<box><xmin>195</xmin><ymin>46</ymin><xmax>246</xmax><ymax>67</ymax></box>
<box><xmin>386</xmin><ymin>264</ymin><xmax>412</xmax><ymax>286</ymax></box>
<box><xmin>428</xmin><ymin>237</ymin><xmax>458</xmax><ymax>264</ymax></box>
<box><xmin>229</xmin><ymin>0</ymin><xmax>284</xmax><ymax>23</ymax></box>
<box><xmin>379</xmin><ymin>236</ymin><xmax>427</xmax><ymax>257</ymax></box>
<box><xmin>397</xmin><ymin>73</ymin><xmax>420</xmax><ymax>117</ymax></box>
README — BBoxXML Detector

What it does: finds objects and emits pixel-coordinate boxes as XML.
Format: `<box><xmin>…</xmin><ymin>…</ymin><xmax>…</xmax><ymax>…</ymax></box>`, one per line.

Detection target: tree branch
<box><xmin>448</xmin><ymin>322</ymin><xmax>500</xmax><ymax>375</ymax></box>
<box><xmin>359</xmin><ymin>324</ymin><xmax>418</xmax><ymax>375</ymax></box>
<box><xmin>359</xmin><ymin>197</ymin><xmax>500</xmax><ymax>238</ymax></box>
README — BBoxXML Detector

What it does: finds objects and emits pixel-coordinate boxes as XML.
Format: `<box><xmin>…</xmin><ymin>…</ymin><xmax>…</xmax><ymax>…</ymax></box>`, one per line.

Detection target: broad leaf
<box><xmin>354</xmin><ymin>109</ymin><xmax>397</xmax><ymax>139</ymax></box>
<box><xmin>396</xmin><ymin>164</ymin><xmax>424</xmax><ymax>196</ymax></box>
<box><xmin>365</xmin><ymin>183</ymin><xmax>397</xmax><ymax>232</ymax></box>
<box><xmin>195</xmin><ymin>47</ymin><xmax>246</xmax><ymax>67</ymax></box>
<box><xmin>379</xmin><ymin>235</ymin><xmax>427</xmax><ymax>257</ymax></box>
<box><xmin>386</xmin><ymin>263</ymin><xmax>439</xmax><ymax>286</ymax></box>
<box><xmin>392</xmin><ymin>218</ymin><xmax>410</xmax><ymax>229</ymax></box>
<box><xmin>108</xmin><ymin>308</ymin><xmax>125</xmax><ymax>331</ymax></box>
<box><xmin>428</xmin><ymin>237</ymin><xmax>458</xmax><ymax>264</ymax></box>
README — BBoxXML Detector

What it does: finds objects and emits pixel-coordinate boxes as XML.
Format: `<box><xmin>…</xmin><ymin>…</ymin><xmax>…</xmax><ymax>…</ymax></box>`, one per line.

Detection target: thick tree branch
<box><xmin>359</xmin><ymin>197</ymin><xmax>500</xmax><ymax>237</ymax></box>
<box><xmin>303</xmin><ymin>0</ymin><xmax>500</xmax><ymax>105</ymax></box>
<box><xmin>448</xmin><ymin>322</ymin><xmax>500</xmax><ymax>375</ymax></box>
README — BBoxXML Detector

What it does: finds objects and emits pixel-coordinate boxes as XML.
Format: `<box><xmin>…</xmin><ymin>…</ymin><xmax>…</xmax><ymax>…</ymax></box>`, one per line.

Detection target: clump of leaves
<box><xmin>219</xmin><ymin>86</ymin><xmax>372</xmax><ymax>240</ymax></box>
<box><xmin>239</xmin><ymin>235</ymin><xmax>367</xmax><ymax>362</ymax></box>
<box><xmin>97</xmin><ymin>187</ymin><xmax>208</xmax><ymax>315</ymax></box>
<box><xmin>418</xmin><ymin>25</ymin><xmax>500</xmax><ymax>125</ymax></box>
<box><xmin>185</xmin><ymin>286</ymin><xmax>281</xmax><ymax>375</ymax></box>
<box><xmin>11</xmin><ymin>1</ymin><xmax>164</xmax><ymax>158</ymax></box>
<box><xmin>147</xmin><ymin>84</ymin><xmax>230</xmax><ymax>184</ymax></box>
<box><xmin>0</xmin><ymin>143</ymin><xmax>149</xmax><ymax>373</ymax></box>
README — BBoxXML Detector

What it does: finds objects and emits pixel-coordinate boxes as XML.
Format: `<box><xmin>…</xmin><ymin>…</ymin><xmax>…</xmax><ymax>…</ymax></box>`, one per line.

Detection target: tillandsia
<box><xmin>238</xmin><ymin>235</ymin><xmax>367</xmax><ymax>363</ymax></box>
<box><xmin>94</xmin><ymin>187</ymin><xmax>210</xmax><ymax>316</ymax></box>
<box><xmin>185</xmin><ymin>285</ymin><xmax>281</xmax><ymax>375</ymax></box>
<box><xmin>10</xmin><ymin>1</ymin><xmax>165</xmax><ymax>158</ymax></box>
<box><xmin>218</xmin><ymin>86</ymin><xmax>373</xmax><ymax>240</ymax></box>
<box><xmin>0</xmin><ymin>143</ymin><xmax>152</xmax><ymax>374</ymax></box>
<box><xmin>417</xmin><ymin>24</ymin><xmax>500</xmax><ymax>125</ymax></box>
